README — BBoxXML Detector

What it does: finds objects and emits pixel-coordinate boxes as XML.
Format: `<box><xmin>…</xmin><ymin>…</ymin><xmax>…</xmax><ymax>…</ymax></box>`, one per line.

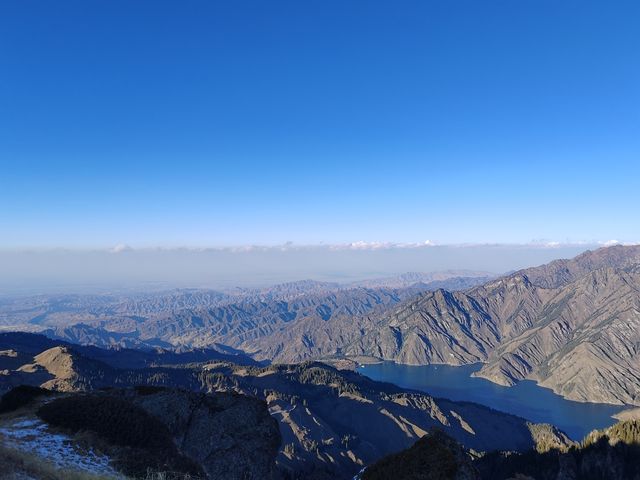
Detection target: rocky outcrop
<box><xmin>126</xmin><ymin>388</ymin><xmax>281</xmax><ymax>480</ymax></box>
<box><xmin>361</xmin><ymin>429</ymin><xmax>480</xmax><ymax>480</ymax></box>
<box><xmin>20</xmin><ymin>346</ymin><xmax>115</xmax><ymax>392</ymax></box>
<box><xmin>0</xmin><ymin>385</ymin><xmax>282</xmax><ymax>480</ymax></box>
<box><xmin>476</xmin><ymin>419</ymin><xmax>640</xmax><ymax>480</ymax></box>
<box><xmin>526</xmin><ymin>422</ymin><xmax>576</xmax><ymax>453</ymax></box>
<box><xmin>362</xmin><ymin>419</ymin><xmax>640</xmax><ymax>480</ymax></box>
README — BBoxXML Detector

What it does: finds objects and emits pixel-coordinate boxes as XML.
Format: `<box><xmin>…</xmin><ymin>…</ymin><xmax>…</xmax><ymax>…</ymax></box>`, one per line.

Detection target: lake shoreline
<box><xmin>356</xmin><ymin>361</ymin><xmax>625</xmax><ymax>440</ymax></box>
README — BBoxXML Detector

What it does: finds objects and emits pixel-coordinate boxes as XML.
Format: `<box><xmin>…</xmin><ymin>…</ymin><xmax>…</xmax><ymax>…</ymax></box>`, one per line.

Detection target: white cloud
<box><xmin>328</xmin><ymin>240</ymin><xmax>437</xmax><ymax>251</ymax></box>
<box><xmin>91</xmin><ymin>239</ymin><xmax>634</xmax><ymax>254</ymax></box>
<box><xmin>600</xmin><ymin>239</ymin><xmax>620</xmax><ymax>247</ymax></box>
<box><xmin>109</xmin><ymin>244</ymin><xmax>132</xmax><ymax>254</ymax></box>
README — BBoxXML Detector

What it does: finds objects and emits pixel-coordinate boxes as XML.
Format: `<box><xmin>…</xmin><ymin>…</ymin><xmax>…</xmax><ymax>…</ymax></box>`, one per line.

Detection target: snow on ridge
<box><xmin>0</xmin><ymin>416</ymin><xmax>123</xmax><ymax>478</ymax></box>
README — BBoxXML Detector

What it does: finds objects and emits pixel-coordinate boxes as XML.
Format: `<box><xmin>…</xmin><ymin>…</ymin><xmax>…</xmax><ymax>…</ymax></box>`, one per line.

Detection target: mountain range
<box><xmin>2</xmin><ymin>247</ymin><xmax>640</xmax><ymax>478</ymax></box>
<box><xmin>345</xmin><ymin>245</ymin><xmax>640</xmax><ymax>406</ymax></box>
<box><xmin>1</xmin><ymin>246</ymin><xmax>640</xmax><ymax>408</ymax></box>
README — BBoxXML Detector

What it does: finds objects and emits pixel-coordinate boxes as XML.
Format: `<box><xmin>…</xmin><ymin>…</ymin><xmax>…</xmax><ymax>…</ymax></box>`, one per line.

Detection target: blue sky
<box><xmin>1</xmin><ymin>0</ymin><xmax>639</xmax><ymax>248</ymax></box>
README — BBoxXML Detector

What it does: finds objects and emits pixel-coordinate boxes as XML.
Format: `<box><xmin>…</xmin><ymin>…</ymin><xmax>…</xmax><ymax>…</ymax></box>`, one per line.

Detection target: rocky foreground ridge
<box><xmin>0</xmin><ymin>332</ymin><xmax>568</xmax><ymax>479</ymax></box>
<box><xmin>360</xmin><ymin>419</ymin><xmax>640</xmax><ymax>480</ymax></box>
<box><xmin>0</xmin><ymin>384</ymin><xmax>280</xmax><ymax>480</ymax></box>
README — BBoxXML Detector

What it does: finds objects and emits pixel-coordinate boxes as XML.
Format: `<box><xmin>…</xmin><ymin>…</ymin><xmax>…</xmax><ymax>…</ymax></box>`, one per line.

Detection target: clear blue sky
<box><xmin>1</xmin><ymin>0</ymin><xmax>639</xmax><ymax>248</ymax></box>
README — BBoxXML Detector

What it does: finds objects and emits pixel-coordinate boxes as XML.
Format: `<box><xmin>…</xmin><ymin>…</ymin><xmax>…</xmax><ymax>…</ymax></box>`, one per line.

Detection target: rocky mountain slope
<box><xmin>0</xmin><ymin>274</ymin><xmax>489</xmax><ymax>367</ymax></box>
<box><xmin>352</xmin><ymin>271</ymin><xmax>493</xmax><ymax>290</ymax></box>
<box><xmin>0</xmin><ymin>331</ymin><xmax>258</xmax><ymax>394</ymax></box>
<box><xmin>361</xmin><ymin>419</ymin><xmax>640</xmax><ymax>480</ymax></box>
<box><xmin>0</xmin><ymin>333</ymin><xmax>564</xmax><ymax>479</ymax></box>
<box><xmin>0</xmin><ymin>385</ymin><xmax>281</xmax><ymax>479</ymax></box>
<box><xmin>0</xmin><ymin>272</ymin><xmax>487</xmax><ymax>328</ymax></box>
<box><xmin>359</xmin><ymin>428</ymin><xmax>480</xmax><ymax>480</ymax></box>
<box><xmin>128</xmin><ymin>388</ymin><xmax>280</xmax><ymax>479</ymax></box>
<box><xmin>3</xmin><ymin>247</ymin><xmax>640</xmax><ymax>407</ymax></box>
<box><xmin>343</xmin><ymin>245</ymin><xmax>640</xmax><ymax>406</ymax></box>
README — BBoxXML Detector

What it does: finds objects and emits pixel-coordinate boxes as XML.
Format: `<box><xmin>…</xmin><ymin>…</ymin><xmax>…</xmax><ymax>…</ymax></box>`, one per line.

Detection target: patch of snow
<box><xmin>0</xmin><ymin>416</ymin><xmax>123</xmax><ymax>478</ymax></box>
<box><xmin>353</xmin><ymin>466</ymin><xmax>367</xmax><ymax>480</ymax></box>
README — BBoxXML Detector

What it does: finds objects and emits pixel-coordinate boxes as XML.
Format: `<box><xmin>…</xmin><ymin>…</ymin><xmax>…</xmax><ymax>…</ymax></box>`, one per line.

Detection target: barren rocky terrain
<box><xmin>0</xmin><ymin>332</ymin><xmax>566</xmax><ymax>479</ymax></box>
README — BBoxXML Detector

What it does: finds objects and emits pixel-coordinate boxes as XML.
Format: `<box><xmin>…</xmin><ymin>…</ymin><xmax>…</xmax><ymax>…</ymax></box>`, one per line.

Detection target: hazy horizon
<box><xmin>0</xmin><ymin>242</ymin><xmax>617</xmax><ymax>295</ymax></box>
<box><xmin>1</xmin><ymin>3</ymin><xmax>638</xmax><ymax>291</ymax></box>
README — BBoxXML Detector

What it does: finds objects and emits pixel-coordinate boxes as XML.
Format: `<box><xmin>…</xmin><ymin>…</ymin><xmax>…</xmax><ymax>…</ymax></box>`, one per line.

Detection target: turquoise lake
<box><xmin>356</xmin><ymin>362</ymin><xmax>625</xmax><ymax>440</ymax></box>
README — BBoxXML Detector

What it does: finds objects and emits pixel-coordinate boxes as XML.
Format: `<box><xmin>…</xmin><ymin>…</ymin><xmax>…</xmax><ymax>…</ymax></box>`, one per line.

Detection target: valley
<box><xmin>3</xmin><ymin>246</ymin><xmax>640</xmax><ymax>408</ymax></box>
<box><xmin>357</xmin><ymin>362</ymin><xmax>624</xmax><ymax>439</ymax></box>
<box><xmin>2</xmin><ymin>246</ymin><xmax>640</xmax><ymax>478</ymax></box>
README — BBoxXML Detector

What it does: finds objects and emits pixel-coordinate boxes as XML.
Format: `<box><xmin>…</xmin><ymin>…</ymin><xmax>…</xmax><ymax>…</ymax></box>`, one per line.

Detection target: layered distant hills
<box><xmin>0</xmin><ymin>270</ymin><xmax>492</xmax><ymax>361</ymax></box>
<box><xmin>2</xmin><ymin>247</ymin><xmax>640</xmax><ymax>407</ymax></box>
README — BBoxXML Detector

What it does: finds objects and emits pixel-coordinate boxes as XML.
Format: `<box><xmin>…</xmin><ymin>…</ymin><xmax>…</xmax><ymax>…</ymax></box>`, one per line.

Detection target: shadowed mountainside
<box><xmin>0</xmin><ymin>385</ymin><xmax>281</xmax><ymax>480</ymax></box>
<box><xmin>361</xmin><ymin>420</ymin><xmax>640</xmax><ymax>480</ymax></box>
<box><xmin>0</xmin><ymin>332</ymin><xmax>565</xmax><ymax>479</ymax></box>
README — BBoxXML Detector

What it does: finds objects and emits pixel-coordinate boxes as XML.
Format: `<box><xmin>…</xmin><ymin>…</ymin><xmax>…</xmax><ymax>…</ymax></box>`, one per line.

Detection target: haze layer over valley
<box><xmin>2</xmin><ymin>245</ymin><xmax>640</xmax><ymax>409</ymax></box>
<box><xmin>0</xmin><ymin>243</ymin><xmax>595</xmax><ymax>294</ymax></box>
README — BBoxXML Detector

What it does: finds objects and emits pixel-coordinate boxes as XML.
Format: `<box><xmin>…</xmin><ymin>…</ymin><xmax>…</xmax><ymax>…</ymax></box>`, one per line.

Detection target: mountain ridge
<box><xmin>340</xmin><ymin>246</ymin><xmax>640</xmax><ymax>405</ymax></box>
<box><xmin>2</xmin><ymin>247</ymin><xmax>640</xmax><ymax>406</ymax></box>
